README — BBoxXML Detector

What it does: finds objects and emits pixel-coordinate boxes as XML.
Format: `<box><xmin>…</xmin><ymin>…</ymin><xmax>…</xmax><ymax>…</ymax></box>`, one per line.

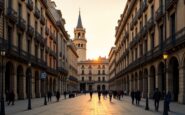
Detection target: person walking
<box><xmin>64</xmin><ymin>91</ymin><xmax>67</xmax><ymax>99</ymax></box>
<box><xmin>153</xmin><ymin>88</ymin><xmax>161</xmax><ymax>111</ymax></box>
<box><xmin>8</xmin><ymin>90</ymin><xmax>15</xmax><ymax>105</ymax></box>
<box><xmin>98</xmin><ymin>90</ymin><xmax>101</xmax><ymax>101</ymax></box>
<box><xmin>56</xmin><ymin>91</ymin><xmax>60</xmax><ymax>102</ymax></box>
<box><xmin>109</xmin><ymin>90</ymin><xmax>113</xmax><ymax>102</ymax></box>
<box><xmin>131</xmin><ymin>90</ymin><xmax>135</xmax><ymax>104</ymax></box>
<box><xmin>90</xmin><ymin>90</ymin><xmax>93</xmax><ymax>99</ymax></box>
<box><xmin>166</xmin><ymin>91</ymin><xmax>171</xmax><ymax>111</ymax></box>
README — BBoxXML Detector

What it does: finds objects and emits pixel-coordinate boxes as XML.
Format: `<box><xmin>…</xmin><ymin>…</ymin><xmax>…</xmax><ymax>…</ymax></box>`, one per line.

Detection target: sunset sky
<box><xmin>55</xmin><ymin>0</ymin><xmax>126</xmax><ymax>59</ymax></box>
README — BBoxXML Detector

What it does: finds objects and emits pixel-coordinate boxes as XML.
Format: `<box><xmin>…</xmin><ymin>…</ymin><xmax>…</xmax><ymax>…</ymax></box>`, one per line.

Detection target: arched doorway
<box><xmin>5</xmin><ymin>62</ymin><xmax>14</xmax><ymax>93</ymax></box>
<box><xmin>150</xmin><ymin>66</ymin><xmax>156</xmax><ymax>96</ymax></box>
<box><xmin>26</xmin><ymin>67</ymin><xmax>32</xmax><ymax>98</ymax></box>
<box><xmin>169</xmin><ymin>57</ymin><xmax>179</xmax><ymax>101</ymax></box>
<box><xmin>158</xmin><ymin>62</ymin><xmax>165</xmax><ymax>93</ymax></box>
<box><xmin>35</xmin><ymin>71</ymin><xmax>40</xmax><ymax>97</ymax></box>
<box><xmin>17</xmin><ymin>65</ymin><xmax>24</xmax><ymax>99</ymax></box>
<box><xmin>97</xmin><ymin>85</ymin><xmax>100</xmax><ymax>91</ymax></box>
<box><xmin>102</xmin><ymin>85</ymin><xmax>105</xmax><ymax>91</ymax></box>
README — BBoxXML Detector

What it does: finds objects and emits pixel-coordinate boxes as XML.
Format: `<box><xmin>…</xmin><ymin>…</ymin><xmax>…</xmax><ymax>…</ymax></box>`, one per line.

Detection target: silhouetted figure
<box><xmin>56</xmin><ymin>91</ymin><xmax>60</xmax><ymax>102</ymax></box>
<box><xmin>64</xmin><ymin>91</ymin><xmax>67</xmax><ymax>99</ymax></box>
<box><xmin>47</xmin><ymin>91</ymin><xmax>52</xmax><ymax>102</ymax></box>
<box><xmin>98</xmin><ymin>91</ymin><xmax>101</xmax><ymax>101</ymax></box>
<box><xmin>6</xmin><ymin>90</ymin><xmax>9</xmax><ymax>102</ymax></box>
<box><xmin>136</xmin><ymin>90</ymin><xmax>141</xmax><ymax>105</ymax></box>
<box><xmin>109</xmin><ymin>90</ymin><xmax>113</xmax><ymax>102</ymax></box>
<box><xmin>131</xmin><ymin>90</ymin><xmax>135</xmax><ymax>104</ymax></box>
<box><xmin>153</xmin><ymin>88</ymin><xmax>161</xmax><ymax>111</ymax></box>
<box><xmin>8</xmin><ymin>90</ymin><xmax>15</xmax><ymax>105</ymax></box>
<box><xmin>166</xmin><ymin>91</ymin><xmax>171</xmax><ymax>111</ymax></box>
<box><xmin>90</xmin><ymin>91</ymin><xmax>93</xmax><ymax>99</ymax></box>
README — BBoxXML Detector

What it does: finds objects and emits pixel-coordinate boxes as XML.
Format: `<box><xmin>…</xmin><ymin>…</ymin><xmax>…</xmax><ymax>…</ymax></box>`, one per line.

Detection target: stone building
<box><xmin>67</xmin><ymin>39</ymin><xmax>78</xmax><ymax>92</ymax></box>
<box><xmin>108</xmin><ymin>47</ymin><xmax>116</xmax><ymax>90</ymax></box>
<box><xmin>109</xmin><ymin>0</ymin><xmax>185</xmax><ymax>104</ymax></box>
<box><xmin>0</xmin><ymin>0</ymin><xmax>68</xmax><ymax>99</ymax></box>
<box><xmin>73</xmin><ymin>12</ymin><xmax>109</xmax><ymax>92</ymax></box>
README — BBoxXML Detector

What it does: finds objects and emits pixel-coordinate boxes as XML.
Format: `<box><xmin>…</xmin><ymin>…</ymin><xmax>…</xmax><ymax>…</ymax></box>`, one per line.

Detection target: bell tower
<box><xmin>73</xmin><ymin>11</ymin><xmax>87</xmax><ymax>61</ymax></box>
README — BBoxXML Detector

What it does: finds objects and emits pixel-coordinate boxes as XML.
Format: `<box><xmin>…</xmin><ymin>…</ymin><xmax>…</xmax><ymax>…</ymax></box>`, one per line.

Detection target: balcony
<box><xmin>166</xmin><ymin>0</ymin><xmax>178</xmax><ymax>11</ymax></box>
<box><xmin>53</xmin><ymin>37</ymin><xmax>57</xmax><ymax>43</ymax></box>
<box><xmin>27</xmin><ymin>25</ymin><xmax>34</xmax><ymax>38</ymax></box>
<box><xmin>27</xmin><ymin>0</ymin><xmax>33</xmax><ymax>11</ymax></box>
<box><xmin>0</xmin><ymin>0</ymin><xmax>3</xmax><ymax>14</ymax></box>
<box><xmin>58</xmin><ymin>67</ymin><xmax>68</xmax><ymax>75</ymax></box>
<box><xmin>130</xmin><ymin>21</ymin><xmax>134</xmax><ymax>30</ymax></box>
<box><xmin>141</xmin><ymin>25</ymin><xmax>147</xmax><ymax>37</ymax></box>
<box><xmin>40</xmin><ymin>14</ymin><xmax>45</xmax><ymax>25</ymax></box>
<box><xmin>133</xmin><ymin>16</ymin><xmax>138</xmax><ymax>25</ymax></box>
<box><xmin>124</xmin><ymin>31</ymin><xmax>129</xmax><ymax>38</ymax></box>
<box><xmin>45</xmin><ymin>46</ymin><xmax>50</xmax><ymax>53</ymax></box>
<box><xmin>40</xmin><ymin>36</ymin><xmax>45</xmax><ymax>46</ymax></box>
<box><xmin>45</xmin><ymin>26</ymin><xmax>49</xmax><ymax>35</ymax></box>
<box><xmin>147</xmin><ymin>16</ymin><xmax>155</xmax><ymax>30</ymax></box>
<box><xmin>17</xmin><ymin>17</ymin><xmax>26</xmax><ymax>31</ymax></box>
<box><xmin>155</xmin><ymin>5</ymin><xmax>164</xmax><ymax>22</ymax></box>
<box><xmin>138</xmin><ymin>8</ymin><xmax>142</xmax><ymax>19</ymax></box>
<box><xmin>34</xmin><ymin>31</ymin><xmax>42</xmax><ymax>42</ymax></box>
<box><xmin>6</xmin><ymin>7</ymin><xmax>18</xmax><ymax>23</ymax></box>
<box><xmin>49</xmin><ymin>32</ymin><xmax>55</xmax><ymax>40</ymax></box>
<box><xmin>56</xmin><ymin>21</ymin><xmax>62</xmax><ymax>27</ymax></box>
<box><xmin>34</xmin><ymin>6</ymin><xmax>40</xmax><ymax>19</ymax></box>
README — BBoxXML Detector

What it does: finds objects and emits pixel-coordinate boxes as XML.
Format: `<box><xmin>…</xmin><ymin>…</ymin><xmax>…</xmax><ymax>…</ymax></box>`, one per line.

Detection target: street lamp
<box><xmin>1</xmin><ymin>50</ymin><xmax>5</xmax><ymax>115</ymax></box>
<box><xmin>163</xmin><ymin>52</ymin><xmax>168</xmax><ymax>115</ymax></box>
<box><xmin>28</xmin><ymin>62</ymin><xmax>32</xmax><ymax>110</ymax></box>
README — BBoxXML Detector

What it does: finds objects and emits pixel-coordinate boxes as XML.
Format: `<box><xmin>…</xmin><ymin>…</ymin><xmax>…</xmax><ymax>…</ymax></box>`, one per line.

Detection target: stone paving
<box><xmin>4</xmin><ymin>94</ymin><xmax>185</xmax><ymax>115</ymax></box>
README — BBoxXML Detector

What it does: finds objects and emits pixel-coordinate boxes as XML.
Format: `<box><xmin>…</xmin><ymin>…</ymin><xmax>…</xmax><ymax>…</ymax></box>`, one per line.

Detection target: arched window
<box><xmin>82</xmin><ymin>77</ymin><xmax>84</xmax><ymax>81</ymax></box>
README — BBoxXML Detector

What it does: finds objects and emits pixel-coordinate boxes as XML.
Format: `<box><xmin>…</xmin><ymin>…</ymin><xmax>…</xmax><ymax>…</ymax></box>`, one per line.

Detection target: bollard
<box><xmin>145</xmin><ymin>96</ymin><xmax>149</xmax><ymax>110</ymax></box>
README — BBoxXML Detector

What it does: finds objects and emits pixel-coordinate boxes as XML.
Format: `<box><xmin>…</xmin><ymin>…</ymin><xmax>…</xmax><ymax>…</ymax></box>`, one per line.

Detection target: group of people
<box><xmin>47</xmin><ymin>91</ymin><xmax>61</xmax><ymax>102</ymax></box>
<box><xmin>6</xmin><ymin>90</ymin><xmax>15</xmax><ymax>105</ymax></box>
<box><xmin>131</xmin><ymin>90</ymin><xmax>141</xmax><ymax>105</ymax></box>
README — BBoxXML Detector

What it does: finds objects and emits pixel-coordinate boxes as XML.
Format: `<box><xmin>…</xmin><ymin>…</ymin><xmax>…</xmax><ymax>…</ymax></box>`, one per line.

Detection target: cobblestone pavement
<box><xmin>4</xmin><ymin>94</ymin><xmax>185</xmax><ymax>115</ymax></box>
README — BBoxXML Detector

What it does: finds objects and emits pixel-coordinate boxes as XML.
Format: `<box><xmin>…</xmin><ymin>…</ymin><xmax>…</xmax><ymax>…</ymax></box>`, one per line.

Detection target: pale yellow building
<box><xmin>0</xmin><ymin>0</ymin><xmax>69</xmax><ymax>99</ymax></box>
<box><xmin>110</xmin><ymin>0</ymin><xmax>185</xmax><ymax>104</ymax></box>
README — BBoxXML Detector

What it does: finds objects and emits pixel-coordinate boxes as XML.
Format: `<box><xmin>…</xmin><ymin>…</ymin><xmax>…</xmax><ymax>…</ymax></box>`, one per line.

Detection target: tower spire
<box><xmin>76</xmin><ymin>9</ymin><xmax>83</xmax><ymax>28</ymax></box>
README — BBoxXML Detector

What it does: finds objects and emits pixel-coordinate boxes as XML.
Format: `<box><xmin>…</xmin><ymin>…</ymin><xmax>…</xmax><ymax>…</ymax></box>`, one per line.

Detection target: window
<box><xmin>102</xmin><ymin>70</ymin><xmax>105</xmax><ymax>75</ymax></box>
<box><xmin>89</xmin><ymin>70</ymin><xmax>92</xmax><ymax>75</ymax></box>
<box><xmin>102</xmin><ymin>65</ymin><xmax>105</xmax><ymax>68</ymax></box>
<box><xmin>98</xmin><ymin>77</ymin><xmax>100</xmax><ymax>81</ymax></box>
<box><xmin>89</xmin><ymin>76</ymin><xmax>92</xmax><ymax>81</ymax></box>
<box><xmin>170</xmin><ymin>13</ymin><xmax>176</xmax><ymax>42</ymax></box>
<box><xmin>81</xmin><ymin>65</ymin><xmax>84</xmax><ymax>69</ymax></box>
<box><xmin>103</xmin><ymin>77</ymin><xmax>105</xmax><ymax>81</ymax></box>
<box><xmin>17</xmin><ymin>33</ymin><xmax>21</xmax><ymax>54</ymax></box>
<box><xmin>135</xmin><ymin>48</ymin><xmax>137</xmax><ymax>59</ymax></box>
<box><xmin>144</xmin><ymin>39</ymin><xmax>148</xmax><ymax>54</ymax></box>
<box><xmin>151</xmin><ymin>5</ymin><xmax>154</xmax><ymax>18</ymax></box>
<box><xmin>140</xmin><ymin>44</ymin><xmax>143</xmax><ymax>57</ymax></box>
<box><xmin>98</xmin><ymin>70</ymin><xmax>100</xmax><ymax>75</ymax></box>
<box><xmin>18</xmin><ymin>4</ymin><xmax>22</xmax><ymax>18</ymax></box>
<box><xmin>159</xmin><ymin>25</ymin><xmax>163</xmax><ymax>49</ymax></box>
<box><xmin>82</xmin><ymin>77</ymin><xmax>84</xmax><ymax>81</ymax></box>
<box><xmin>82</xmin><ymin>70</ymin><xmax>84</xmax><ymax>75</ymax></box>
<box><xmin>35</xmin><ymin>44</ymin><xmax>38</xmax><ymax>58</ymax></box>
<box><xmin>151</xmin><ymin>33</ymin><xmax>155</xmax><ymax>50</ymax></box>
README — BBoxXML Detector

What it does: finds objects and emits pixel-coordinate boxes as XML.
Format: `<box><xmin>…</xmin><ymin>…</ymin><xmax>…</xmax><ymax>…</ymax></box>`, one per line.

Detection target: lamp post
<box><xmin>28</xmin><ymin>62</ymin><xmax>32</xmax><ymax>110</ymax></box>
<box><xmin>1</xmin><ymin>50</ymin><xmax>5</xmax><ymax>115</ymax></box>
<box><xmin>163</xmin><ymin>52</ymin><xmax>168</xmax><ymax>115</ymax></box>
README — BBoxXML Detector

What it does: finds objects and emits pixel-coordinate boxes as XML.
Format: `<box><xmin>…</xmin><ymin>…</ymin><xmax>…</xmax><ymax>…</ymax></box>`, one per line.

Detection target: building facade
<box><xmin>108</xmin><ymin>47</ymin><xmax>116</xmax><ymax>90</ymax></box>
<box><xmin>67</xmin><ymin>39</ymin><xmax>78</xmax><ymax>92</ymax></box>
<box><xmin>0</xmin><ymin>0</ymin><xmax>69</xmax><ymax>100</ymax></box>
<box><xmin>73</xmin><ymin>12</ymin><xmax>109</xmax><ymax>92</ymax></box>
<box><xmin>110</xmin><ymin>0</ymin><xmax>185</xmax><ymax>104</ymax></box>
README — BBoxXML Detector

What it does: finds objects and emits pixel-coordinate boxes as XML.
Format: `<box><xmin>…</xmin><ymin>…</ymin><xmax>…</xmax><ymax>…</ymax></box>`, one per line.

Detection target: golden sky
<box><xmin>55</xmin><ymin>0</ymin><xmax>126</xmax><ymax>59</ymax></box>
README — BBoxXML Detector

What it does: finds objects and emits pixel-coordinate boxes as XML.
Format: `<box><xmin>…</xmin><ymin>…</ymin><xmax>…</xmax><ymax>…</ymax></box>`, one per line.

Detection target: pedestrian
<box><xmin>131</xmin><ymin>90</ymin><xmax>135</xmax><ymax>104</ymax></box>
<box><xmin>56</xmin><ymin>91</ymin><xmax>60</xmax><ymax>102</ymax></box>
<box><xmin>6</xmin><ymin>90</ymin><xmax>9</xmax><ymax>102</ymax></box>
<box><xmin>98</xmin><ymin>90</ymin><xmax>101</xmax><ymax>101</ymax></box>
<box><xmin>166</xmin><ymin>91</ymin><xmax>171</xmax><ymax>111</ymax></box>
<box><xmin>64</xmin><ymin>91</ymin><xmax>67</xmax><ymax>99</ymax></box>
<box><xmin>109</xmin><ymin>90</ymin><xmax>113</xmax><ymax>102</ymax></box>
<box><xmin>153</xmin><ymin>88</ymin><xmax>161</xmax><ymax>111</ymax></box>
<box><xmin>8</xmin><ymin>90</ymin><xmax>15</xmax><ymax>105</ymax></box>
<box><xmin>90</xmin><ymin>90</ymin><xmax>93</xmax><ymax>99</ymax></box>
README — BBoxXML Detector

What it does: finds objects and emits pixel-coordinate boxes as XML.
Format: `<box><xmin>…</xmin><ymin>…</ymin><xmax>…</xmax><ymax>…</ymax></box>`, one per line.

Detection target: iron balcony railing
<box><xmin>7</xmin><ymin>7</ymin><xmax>18</xmax><ymax>23</ymax></box>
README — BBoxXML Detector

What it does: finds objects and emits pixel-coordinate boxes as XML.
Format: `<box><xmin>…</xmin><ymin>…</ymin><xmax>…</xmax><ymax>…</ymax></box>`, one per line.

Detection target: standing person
<box><xmin>8</xmin><ymin>90</ymin><xmax>15</xmax><ymax>105</ymax></box>
<box><xmin>109</xmin><ymin>90</ymin><xmax>113</xmax><ymax>102</ymax></box>
<box><xmin>56</xmin><ymin>91</ymin><xmax>60</xmax><ymax>102</ymax></box>
<box><xmin>98</xmin><ymin>90</ymin><xmax>101</xmax><ymax>101</ymax></box>
<box><xmin>153</xmin><ymin>88</ymin><xmax>161</xmax><ymax>111</ymax></box>
<box><xmin>166</xmin><ymin>91</ymin><xmax>171</xmax><ymax>111</ymax></box>
<box><xmin>131</xmin><ymin>90</ymin><xmax>135</xmax><ymax>104</ymax></box>
<box><xmin>90</xmin><ymin>90</ymin><xmax>93</xmax><ymax>99</ymax></box>
<box><xmin>6</xmin><ymin>90</ymin><xmax>9</xmax><ymax>102</ymax></box>
<box><xmin>64</xmin><ymin>91</ymin><xmax>67</xmax><ymax>99</ymax></box>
